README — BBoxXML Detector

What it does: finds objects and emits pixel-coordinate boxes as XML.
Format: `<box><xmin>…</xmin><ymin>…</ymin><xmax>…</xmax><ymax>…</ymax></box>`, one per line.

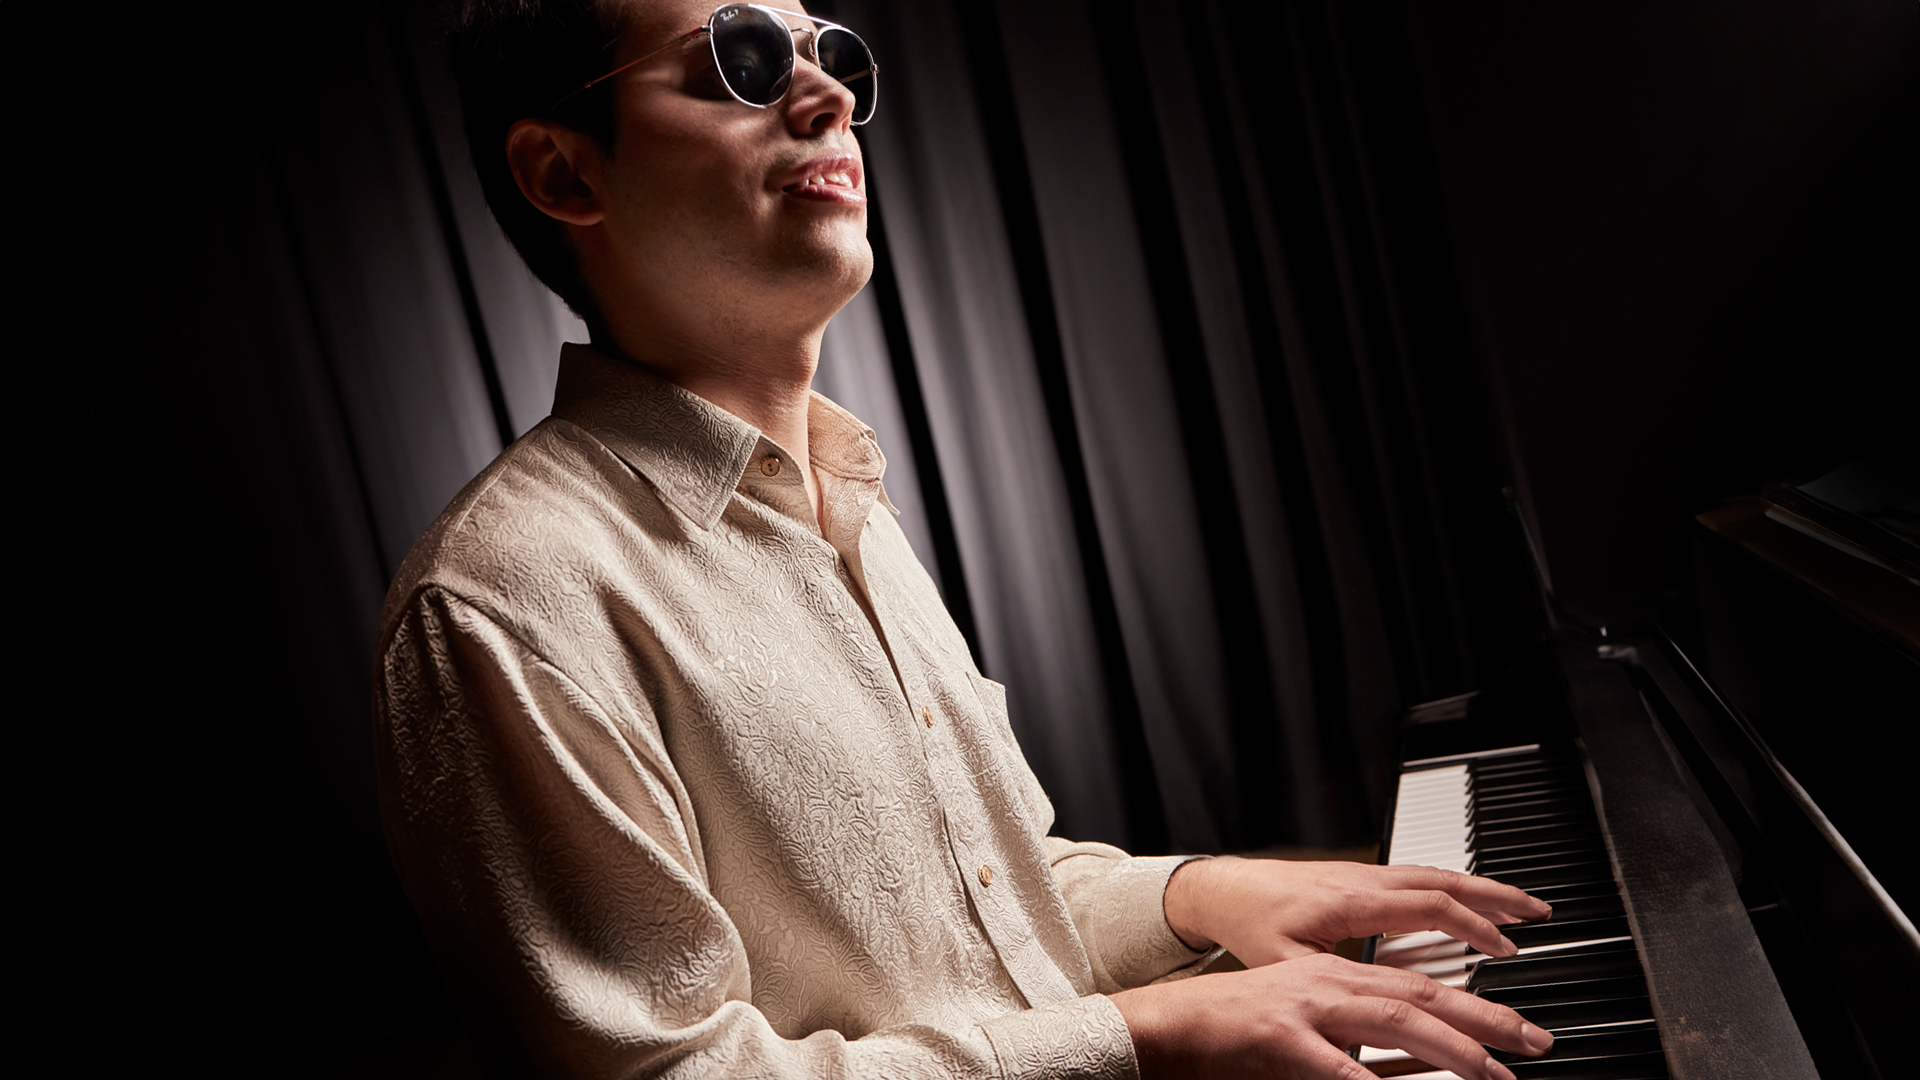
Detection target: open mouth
<box><xmin>780</xmin><ymin>156</ymin><xmax>864</xmax><ymax>201</ymax></box>
<box><xmin>787</xmin><ymin>170</ymin><xmax>856</xmax><ymax>192</ymax></box>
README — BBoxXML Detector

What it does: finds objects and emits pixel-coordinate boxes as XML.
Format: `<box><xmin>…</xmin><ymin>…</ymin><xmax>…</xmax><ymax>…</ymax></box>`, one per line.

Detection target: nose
<box><xmin>783</xmin><ymin>45</ymin><xmax>856</xmax><ymax>136</ymax></box>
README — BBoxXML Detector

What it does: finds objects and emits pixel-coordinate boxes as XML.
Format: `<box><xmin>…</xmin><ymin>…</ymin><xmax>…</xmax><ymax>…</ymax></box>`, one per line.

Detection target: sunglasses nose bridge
<box><xmin>780</xmin><ymin>46</ymin><xmax>860</xmax><ymax>133</ymax></box>
<box><xmin>791</xmin><ymin>25</ymin><xmax>818</xmax><ymax>65</ymax></box>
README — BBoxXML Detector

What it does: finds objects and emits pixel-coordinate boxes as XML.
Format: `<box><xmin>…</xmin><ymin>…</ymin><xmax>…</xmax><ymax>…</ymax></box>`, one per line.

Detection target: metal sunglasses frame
<box><xmin>549</xmin><ymin>3</ymin><xmax>877</xmax><ymax>124</ymax></box>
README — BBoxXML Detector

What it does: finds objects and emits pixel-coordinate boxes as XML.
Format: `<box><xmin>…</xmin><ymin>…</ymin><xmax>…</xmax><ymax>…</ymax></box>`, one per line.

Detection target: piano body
<box><xmin>1342</xmin><ymin>6</ymin><xmax>1920</xmax><ymax>1075</ymax></box>
<box><xmin>1360</xmin><ymin>564</ymin><xmax>1919</xmax><ymax>1079</ymax></box>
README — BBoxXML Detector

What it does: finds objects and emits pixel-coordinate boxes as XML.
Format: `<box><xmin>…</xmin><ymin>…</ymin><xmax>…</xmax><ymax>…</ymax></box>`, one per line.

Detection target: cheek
<box><xmin>610</xmin><ymin>156</ymin><xmax>757</xmax><ymax>243</ymax></box>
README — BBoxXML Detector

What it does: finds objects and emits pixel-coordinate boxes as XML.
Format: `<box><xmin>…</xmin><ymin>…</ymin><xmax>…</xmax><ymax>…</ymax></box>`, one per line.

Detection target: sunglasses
<box><xmin>554</xmin><ymin>4</ymin><xmax>877</xmax><ymax>125</ymax></box>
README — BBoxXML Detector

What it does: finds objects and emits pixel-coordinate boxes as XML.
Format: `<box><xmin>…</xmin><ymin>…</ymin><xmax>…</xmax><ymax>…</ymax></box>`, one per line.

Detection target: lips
<box><xmin>779</xmin><ymin>155</ymin><xmax>865</xmax><ymax>204</ymax></box>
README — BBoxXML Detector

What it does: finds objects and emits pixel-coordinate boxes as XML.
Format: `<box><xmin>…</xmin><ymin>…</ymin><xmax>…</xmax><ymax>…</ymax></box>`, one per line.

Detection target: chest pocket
<box><xmin>961</xmin><ymin>671</ymin><xmax>1055</xmax><ymax>831</ymax></box>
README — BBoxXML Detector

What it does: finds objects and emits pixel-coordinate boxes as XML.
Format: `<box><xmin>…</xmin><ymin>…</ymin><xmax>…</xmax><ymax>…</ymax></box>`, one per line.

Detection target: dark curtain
<box><xmin>81</xmin><ymin>0</ymin><xmax>1914</xmax><ymax>1070</ymax></box>
<box><xmin>828</xmin><ymin>0</ymin><xmax>1523</xmax><ymax>855</ymax></box>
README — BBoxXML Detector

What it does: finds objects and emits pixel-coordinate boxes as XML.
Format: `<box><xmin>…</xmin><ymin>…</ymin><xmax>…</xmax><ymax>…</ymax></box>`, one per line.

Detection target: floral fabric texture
<box><xmin>375</xmin><ymin>344</ymin><xmax>1210</xmax><ymax>1079</ymax></box>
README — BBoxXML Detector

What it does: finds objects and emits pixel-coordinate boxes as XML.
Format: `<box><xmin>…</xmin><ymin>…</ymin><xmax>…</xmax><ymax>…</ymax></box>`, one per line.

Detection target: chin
<box><xmin>786</xmin><ymin>232</ymin><xmax>875</xmax><ymax>298</ymax></box>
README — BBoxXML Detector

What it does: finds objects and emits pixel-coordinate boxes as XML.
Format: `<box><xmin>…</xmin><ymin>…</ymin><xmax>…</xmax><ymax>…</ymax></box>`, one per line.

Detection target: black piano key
<box><xmin>1472</xmin><ymin>810</ymin><xmax>1597</xmax><ymax>836</ymax></box>
<box><xmin>1472</xmin><ymin>775</ymin><xmax>1583</xmax><ymax>795</ymax></box>
<box><xmin>1474</xmin><ymin>835</ymin><xmax>1607</xmax><ymax>863</ymax></box>
<box><xmin>1468</xmin><ymin>941</ymin><xmax>1640</xmax><ymax>992</ymax></box>
<box><xmin>1485</xmin><ymin>860</ymin><xmax>1615</xmax><ymax>891</ymax></box>
<box><xmin>1473</xmin><ymin>779</ymin><xmax>1586</xmax><ymax>799</ymax></box>
<box><xmin>1475</xmin><ymin>840</ymin><xmax>1608</xmax><ymax>869</ymax></box>
<box><xmin>1474</xmin><ymin>760</ymin><xmax>1582</xmax><ymax>776</ymax></box>
<box><xmin>1475</xmin><ymin>794</ymin><xmax>1585</xmax><ymax>814</ymax></box>
<box><xmin>1476</xmin><ymin>809</ymin><xmax>1593</xmax><ymax>833</ymax></box>
<box><xmin>1475</xmin><ymin>852</ymin><xmax>1609</xmax><ymax>880</ymax></box>
<box><xmin>1515</xmin><ymin>992</ymin><xmax>1655</xmax><ymax>1029</ymax></box>
<box><xmin>1476</xmin><ymin>819</ymin><xmax>1603</xmax><ymax>847</ymax></box>
<box><xmin>1527</xmin><ymin>881</ymin><xmax>1620</xmax><ymax>905</ymax></box>
<box><xmin>1473</xmin><ymin>759</ymin><xmax>1560</xmax><ymax>776</ymax></box>
<box><xmin>1479</xmin><ymin>974</ymin><xmax>1647</xmax><ymax>1009</ymax></box>
<box><xmin>1474</xmin><ymin>778</ymin><xmax>1586</xmax><ymax>800</ymax></box>
<box><xmin>1475</xmin><ymin>757</ymin><xmax>1581</xmax><ymax>776</ymax></box>
<box><xmin>1474</xmin><ymin>765</ymin><xmax>1580</xmax><ymax>783</ymax></box>
<box><xmin>1507</xmin><ymin>1045</ymin><xmax>1668</xmax><ymax>1080</ymax></box>
<box><xmin>1475</xmin><ymin>791</ymin><xmax>1589</xmax><ymax>813</ymax></box>
<box><xmin>1475</xmin><ymin>798</ymin><xmax>1592</xmax><ymax>822</ymax></box>
<box><xmin>1494</xmin><ymin>1021</ymin><xmax>1662</xmax><ymax>1065</ymax></box>
<box><xmin>1473</xmin><ymin>850</ymin><xmax>1607</xmax><ymax>876</ymax></box>
<box><xmin>1505</xmin><ymin>914</ymin><xmax>1632</xmax><ymax>949</ymax></box>
<box><xmin>1474</xmin><ymin>793</ymin><xmax>1595</xmax><ymax>815</ymax></box>
<box><xmin>1473</xmin><ymin>749</ymin><xmax>1559</xmax><ymax>766</ymax></box>
<box><xmin>1516</xmin><ymin>893</ymin><xmax>1624</xmax><ymax>924</ymax></box>
<box><xmin>1475</xmin><ymin>791</ymin><xmax>1592</xmax><ymax>813</ymax></box>
<box><xmin>1474</xmin><ymin>765</ymin><xmax>1579</xmax><ymax>781</ymax></box>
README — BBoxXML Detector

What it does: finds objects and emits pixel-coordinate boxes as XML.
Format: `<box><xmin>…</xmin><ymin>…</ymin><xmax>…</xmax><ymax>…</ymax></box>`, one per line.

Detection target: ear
<box><xmin>505</xmin><ymin>119</ymin><xmax>607</xmax><ymax>226</ymax></box>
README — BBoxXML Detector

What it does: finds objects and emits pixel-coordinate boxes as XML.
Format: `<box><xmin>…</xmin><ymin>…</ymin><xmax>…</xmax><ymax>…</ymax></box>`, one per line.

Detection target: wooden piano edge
<box><xmin>1623</xmin><ymin>633</ymin><xmax>1918</xmax><ymax>1078</ymax></box>
<box><xmin>1557</xmin><ymin>638</ymin><xmax>1818</xmax><ymax>1080</ymax></box>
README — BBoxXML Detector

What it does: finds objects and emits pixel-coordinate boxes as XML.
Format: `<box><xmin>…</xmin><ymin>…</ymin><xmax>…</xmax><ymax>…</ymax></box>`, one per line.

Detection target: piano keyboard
<box><xmin>1360</xmin><ymin>744</ymin><xmax>1670</xmax><ymax>1080</ymax></box>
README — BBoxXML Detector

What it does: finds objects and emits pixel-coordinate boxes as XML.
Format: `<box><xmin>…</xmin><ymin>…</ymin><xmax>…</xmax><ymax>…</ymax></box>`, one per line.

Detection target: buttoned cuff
<box><xmin>1053</xmin><ymin>852</ymin><xmax>1222</xmax><ymax>991</ymax></box>
<box><xmin>981</xmin><ymin>993</ymin><xmax>1138</xmax><ymax>1080</ymax></box>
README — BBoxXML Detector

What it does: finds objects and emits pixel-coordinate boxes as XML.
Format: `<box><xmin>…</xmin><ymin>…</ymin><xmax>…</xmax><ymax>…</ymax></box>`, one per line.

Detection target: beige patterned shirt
<box><xmin>374</xmin><ymin>345</ymin><xmax>1210</xmax><ymax>1079</ymax></box>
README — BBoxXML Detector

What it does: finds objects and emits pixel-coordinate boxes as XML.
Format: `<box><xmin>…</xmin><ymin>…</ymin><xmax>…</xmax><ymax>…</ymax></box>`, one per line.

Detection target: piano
<box><xmin>1356</xmin><ymin>628</ymin><xmax>1919</xmax><ymax>1079</ymax></box>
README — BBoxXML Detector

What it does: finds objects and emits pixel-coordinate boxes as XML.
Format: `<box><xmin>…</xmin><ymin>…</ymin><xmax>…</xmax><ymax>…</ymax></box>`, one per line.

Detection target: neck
<box><xmin>593</xmin><ymin>313</ymin><xmax>827</xmax><ymax>524</ymax></box>
<box><xmin>595</xmin><ymin>319</ymin><xmax>820</xmax><ymax>451</ymax></box>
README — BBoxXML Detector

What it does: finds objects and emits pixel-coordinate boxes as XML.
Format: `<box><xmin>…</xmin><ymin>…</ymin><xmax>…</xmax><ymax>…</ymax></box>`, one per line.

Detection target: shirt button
<box><xmin>978</xmin><ymin>863</ymin><xmax>994</xmax><ymax>887</ymax></box>
<box><xmin>920</xmin><ymin>705</ymin><xmax>934</xmax><ymax>727</ymax></box>
<box><xmin>759</xmin><ymin>456</ymin><xmax>782</xmax><ymax>477</ymax></box>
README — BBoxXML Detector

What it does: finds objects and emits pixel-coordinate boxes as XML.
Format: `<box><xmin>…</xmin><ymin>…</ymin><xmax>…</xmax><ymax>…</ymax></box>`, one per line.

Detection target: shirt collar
<box><xmin>549</xmin><ymin>343</ymin><xmax>894</xmax><ymax>531</ymax></box>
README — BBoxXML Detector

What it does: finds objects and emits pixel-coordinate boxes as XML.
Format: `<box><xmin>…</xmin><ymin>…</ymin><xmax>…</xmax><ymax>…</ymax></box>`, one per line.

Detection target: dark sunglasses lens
<box><xmin>711</xmin><ymin>4</ymin><xmax>794</xmax><ymax>106</ymax></box>
<box><xmin>816</xmin><ymin>27</ymin><xmax>877</xmax><ymax>123</ymax></box>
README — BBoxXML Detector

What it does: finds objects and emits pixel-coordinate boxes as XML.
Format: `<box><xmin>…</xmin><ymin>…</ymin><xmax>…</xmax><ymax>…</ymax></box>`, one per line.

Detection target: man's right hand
<box><xmin>1109</xmin><ymin>952</ymin><xmax>1553</xmax><ymax>1080</ymax></box>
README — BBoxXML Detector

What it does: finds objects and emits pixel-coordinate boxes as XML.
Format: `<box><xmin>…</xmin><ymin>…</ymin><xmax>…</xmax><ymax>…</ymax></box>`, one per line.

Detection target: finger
<box><xmin>1292</xmin><ymin>955</ymin><xmax>1553</xmax><ymax>1061</ymax></box>
<box><xmin>1388</xmin><ymin>865</ymin><xmax>1553</xmax><ymax>922</ymax></box>
<box><xmin>1351</xmin><ymin>889</ymin><xmax>1520</xmax><ymax>958</ymax></box>
<box><xmin>1368</xmin><ymin>970</ymin><xmax>1554</xmax><ymax>1059</ymax></box>
<box><xmin>1347</xmin><ymin>966</ymin><xmax>1554</xmax><ymax>1060</ymax></box>
<box><xmin>1483</xmin><ymin>910</ymin><xmax>1535</xmax><ymax>926</ymax></box>
<box><xmin>1324</xmin><ymin>995</ymin><xmax>1516</xmax><ymax>1080</ymax></box>
<box><xmin>1281</xmin><ymin>1036</ymin><xmax>1379</xmax><ymax>1080</ymax></box>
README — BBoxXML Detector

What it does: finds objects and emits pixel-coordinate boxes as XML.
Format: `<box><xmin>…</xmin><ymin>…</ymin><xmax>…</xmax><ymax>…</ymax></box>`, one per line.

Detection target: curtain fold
<box><xmin>832</xmin><ymin>0</ymin><xmax>1504</xmax><ymax>852</ymax></box>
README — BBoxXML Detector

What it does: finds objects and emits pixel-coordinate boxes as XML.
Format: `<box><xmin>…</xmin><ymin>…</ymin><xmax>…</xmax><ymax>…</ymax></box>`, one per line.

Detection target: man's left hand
<box><xmin>1164</xmin><ymin>856</ymin><xmax>1553</xmax><ymax>967</ymax></box>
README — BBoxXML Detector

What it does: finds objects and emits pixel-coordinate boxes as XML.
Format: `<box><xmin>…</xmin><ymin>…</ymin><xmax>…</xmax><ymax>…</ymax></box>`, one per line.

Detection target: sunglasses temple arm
<box><xmin>555</xmin><ymin>27</ymin><xmax>709</xmax><ymax>110</ymax></box>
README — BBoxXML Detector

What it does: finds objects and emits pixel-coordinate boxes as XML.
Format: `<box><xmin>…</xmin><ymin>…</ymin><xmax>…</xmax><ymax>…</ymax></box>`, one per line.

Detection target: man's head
<box><xmin>447</xmin><ymin>1</ymin><xmax>872</xmax><ymax>354</ymax></box>
<box><xmin>447</xmin><ymin>0</ymin><xmax>631</xmax><ymax>323</ymax></box>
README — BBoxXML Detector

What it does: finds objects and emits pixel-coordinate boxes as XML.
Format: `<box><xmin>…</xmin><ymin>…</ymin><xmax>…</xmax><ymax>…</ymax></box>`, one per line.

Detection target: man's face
<box><xmin>587</xmin><ymin>0</ymin><xmax>872</xmax><ymax>345</ymax></box>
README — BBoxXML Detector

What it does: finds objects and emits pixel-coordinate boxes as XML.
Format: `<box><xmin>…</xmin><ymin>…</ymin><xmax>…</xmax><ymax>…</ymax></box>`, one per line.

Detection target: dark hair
<box><xmin>444</xmin><ymin>0</ymin><xmax>632</xmax><ymax>325</ymax></box>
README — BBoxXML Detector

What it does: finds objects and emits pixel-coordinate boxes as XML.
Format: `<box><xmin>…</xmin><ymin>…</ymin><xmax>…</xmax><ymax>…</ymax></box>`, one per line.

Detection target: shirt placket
<box><xmin>875</xmin><ymin>564</ymin><xmax>1080</xmax><ymax>1010</ymax></box>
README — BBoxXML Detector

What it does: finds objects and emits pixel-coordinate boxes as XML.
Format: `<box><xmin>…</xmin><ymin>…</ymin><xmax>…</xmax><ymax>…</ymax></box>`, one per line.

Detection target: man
<box><xmin>375</xmin><ymin>2</ymin><xmax>1557</xmax><ymax>1077</ymax></box>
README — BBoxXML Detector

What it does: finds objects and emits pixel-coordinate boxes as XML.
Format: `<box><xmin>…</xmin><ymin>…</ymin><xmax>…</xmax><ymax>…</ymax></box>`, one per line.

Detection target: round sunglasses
<box><xmin>554</xmin><ymin>4</ymin><xmax>878</xmax><ymax>125</ymax></box>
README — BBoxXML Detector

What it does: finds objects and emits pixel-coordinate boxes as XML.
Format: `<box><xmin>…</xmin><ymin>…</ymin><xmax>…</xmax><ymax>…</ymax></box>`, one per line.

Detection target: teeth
<box><xmin>802</xmin><ymin>171</ymin><xmax>852</xmax><ymax>188</ymax></box>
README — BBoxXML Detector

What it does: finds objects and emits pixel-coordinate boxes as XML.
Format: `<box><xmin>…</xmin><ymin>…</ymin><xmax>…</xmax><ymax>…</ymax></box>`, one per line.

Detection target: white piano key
<box><xmin>1356</xmin><ymin>1046</ymin><xmax>1466</xmax><ymax>1080</ymax></box>
<box><xmin>1406</xmin><ymin>954</ymin><xmax>1482</xmax><ymax>977</ymax></box>
<box><xmin>1375</xmin><ymin>935</ymin><xmax>1468</xmax><ymax>967</ymax></box>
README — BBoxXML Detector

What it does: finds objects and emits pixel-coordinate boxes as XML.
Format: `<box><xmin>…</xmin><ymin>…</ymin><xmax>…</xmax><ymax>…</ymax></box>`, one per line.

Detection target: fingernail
<box><xmin>1521</xmin><ymin>1022</ymin><xmax>1554</xmax><ymax>1054</ymax></box>
<box><xmin>1499</xmin><ymin>934</ymin><xmax>1519</xmax><ymax>956</ymax></box>
<box><xmin>1486</xmin><ymin>1057</ymin><xmax>1516</xmax><ymax>1080</ymax></box>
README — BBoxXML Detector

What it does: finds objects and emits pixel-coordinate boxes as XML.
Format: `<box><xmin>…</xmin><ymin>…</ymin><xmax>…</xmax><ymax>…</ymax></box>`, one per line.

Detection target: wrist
<box><xmin>1110</xmin><ymin>985</ymin><xmax>1177</xmax><ymax>1078</ymax></box>
<box><xmin>1163</xmin><ymin>855</ymin><xmax>1228</xmax><ymax>952</ymax></box>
